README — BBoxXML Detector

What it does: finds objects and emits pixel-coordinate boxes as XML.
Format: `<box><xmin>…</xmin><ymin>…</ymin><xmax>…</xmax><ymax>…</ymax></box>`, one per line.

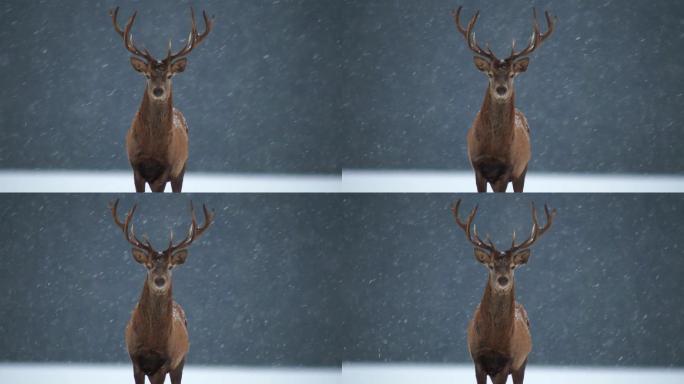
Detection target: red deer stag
<box><xmin>111</xmin><ymin>199</ymin><xmax>214</xmax><ymax>384</ymax></box>
<box><xmin>452</xmin><ymin>199</ymin><xmax>555</xmax><ymax>384</ymax></box>
<box><xmin>452</xmin><ymin>7</ymin><xmax>556</xmax><ymax>192</ymax></box>
<box><xmin>110</xmin><ymin>7</ymin><xmax>213</xmax><ymax>192</ymax></box>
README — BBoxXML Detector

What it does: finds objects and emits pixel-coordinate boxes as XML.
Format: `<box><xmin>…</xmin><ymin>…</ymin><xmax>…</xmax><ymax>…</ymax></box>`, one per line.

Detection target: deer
<box><xmin>452</xmin><ymin>7</ymin><xmax>556</xmax><ymax>192</ymax></box>
<box><xmin>451</xmin><ymin>199</ymin><xmax>555</xmax><ymax>384</ymax></box>
<box><xmin>110</xmin><ymin>199</ymin><xmax>214</xmax><ymax>384</ymax></box>
<box><xmin>110</xmin><ymin>7</ymin><xmax>213</xmax><ymax>192</ymax></box>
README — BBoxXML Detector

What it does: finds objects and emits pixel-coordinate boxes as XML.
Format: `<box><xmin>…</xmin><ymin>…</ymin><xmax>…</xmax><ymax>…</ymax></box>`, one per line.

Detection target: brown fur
<box><xmin>110</xmin><ymin>6</ymin><xmax>213</xmax><ymax>193</ymax></box>
<box><xmin>467</xmin><ymin>281</ymin><xmax>531</xmax><ymax>384</ymax></box>
<box><xmin>111</xmin><ymin>199</ymin><xmax>214</xmax><ymax>384</ymax></box>
<box><xmin>452</xmin><ymin>199</ymin><xmax>555</xmax><ymax>384</ymax></box>
<box><xmin>453</xmin><ymin>6</ymin><xmax>556</xmax><ymax>193</ymax></box>
<box><xmin>126</xmin><ymin>275</ymin><xmax>189</xmax><ymax>384</ymax></box>
<box><xmin>467</xmin><ymin>87</ymin><xmax>531</xmax><ymax>193</ymax></box>
<box><xmin>127</xmin><ymin>89</ymin><xmax>189</xmax><ymax>193</ymax></box>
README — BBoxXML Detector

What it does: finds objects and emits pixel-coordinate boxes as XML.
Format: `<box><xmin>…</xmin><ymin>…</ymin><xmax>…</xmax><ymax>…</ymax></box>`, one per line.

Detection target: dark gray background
<box><xmin>0</xmin><ymin>0</ymin><xmax>341</xmax><ymax>173</ymax></box>
<box><xmin>1</xmin><ymin>194</ymin><xmax>682</xmax><ymax>367</ymax></box>
<box><xmin>1</xmin><ymin>0</ymin><xmax>682</xmax><ymax>175</ymax></box>
<box><xmin>339</xmin><ymin>0</ymin><xmax>684</xmax><ymax>173</ymax></box>
<box><xmin>341</xmin><ymin>194</ymin><xmax>684</xmax><ymax>366</ymax></box>
<box><xmin>0</xmin><ymin>194</ymin><xmax>343</xmax><ymax>366</ymax></box>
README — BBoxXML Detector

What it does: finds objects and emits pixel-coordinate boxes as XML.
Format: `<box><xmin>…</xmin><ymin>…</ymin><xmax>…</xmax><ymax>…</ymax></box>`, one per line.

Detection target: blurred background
<box><xmin>1</xmin><ymin>0</ymin><xmax>682</xmax><ymax>179</ymax></box>
<box><xmin>0</xmin><ymin>194</ymin><xmax>342</xmax><ymax>366</ymax></box>
<box><xmin>340</xmin><ymin>194</ymin><xmax>684</xmax><ymax>367</ymax></box>
<box><xmin>1</xmin><ymin>194</ymin><xmax>683</xmax><ymax>382</ymax></box>
<box><xmin>338</xmin><ymin>0</ymin><xmax>684</xmax><ymax>174</ymax></box>
<box><xmin>0</xmin><ymin>0</ymin><xmax>341</xmax><ymax>174</ymax></box>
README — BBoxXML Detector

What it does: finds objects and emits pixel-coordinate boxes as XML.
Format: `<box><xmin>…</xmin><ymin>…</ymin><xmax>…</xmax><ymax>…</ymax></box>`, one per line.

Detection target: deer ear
<box><xmin>513</xmin><ymin>249</ymin><xmax>531</xmax><ymax>265</ymax></box>
<box><xmin>473</xmin><ymin>56</ymin><xmax>490</xmax><ymax>72</ymax></box>
<box><xmin>474</xmin><ymin>248</ymin><xmax>490</xmax><ymax>264</ymax></box>
<box><xmin>170</xmin><ymin>249</ymin><xmax>189</xmax><ymax>265</ymax></box>
<box><xmin>131</xmin><ymin>248</ymin><xmax>148</xmax><ymax>264</ymax></box>
<box><xmin>170</xmin><ymin>58</ymin><xmax>187</xmax><ymax>74</ymax></box>
<box><xmin>512</xmin><ymin>57</ymin><xmax>530</xmax><ymax>73</ymax></box>
<box><xmin>130</xmin><ymin>57</ymin><xmax>148</xmax><ymax>73</ymax></box>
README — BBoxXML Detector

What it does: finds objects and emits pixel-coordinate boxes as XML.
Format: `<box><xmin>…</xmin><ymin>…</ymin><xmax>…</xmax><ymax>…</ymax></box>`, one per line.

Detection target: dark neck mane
<box><xmin>478</xmin><ymin>88</ymin><xmax>516</xmax><ymax>142</ymax></box>
<box><xmin>134</xmin><ymin>280</ymin><xmax>173</xmax><ymax>346</ymax></box>
<box><xmin>137</xmin><ymin>90</ymin><xmax>174</xmax><ymax>137</ymax></box>
<box><xmin>480</xmin><ymin>280</ymin><xmax>516</xmax><ymax>342</ymax></box>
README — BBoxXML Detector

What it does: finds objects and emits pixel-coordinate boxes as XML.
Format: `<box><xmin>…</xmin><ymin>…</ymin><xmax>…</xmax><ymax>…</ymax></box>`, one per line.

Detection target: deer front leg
<box><xmin>512</xmin><ymin>358</ymin><xmax>527</xmax><ymax>384</ymax></box>
<box><xmin>149</xmin><ymin>170</ymin><xmax>171</xmax><ymax>193</ymax></box>
<box><xmin>131</xmin><ymin>363</ymin><xmax>145</xmax><ymax>384</ymax></box>
<box><xmin>149</xmin><ymin>370</ymin><xmax>167</xmax><ymax>384</ymax></box>
<box><xmin>474</xmin><ymin>363</ymin><xmax>487</xmax><ymax>384</ymax></box>
<box><xmin>512</xmin><ymin>166</ymin><xmax>527</xmax><ymax>193</ymax></box>
<box><xmin>491</xmin><ymin>178</ymin><xmax>509</xmax><ymax>193</ymax></box>
<box><xmin>170</xmin><ymin>358</ymin><xmax>185</xmax><ymax>384</ymax></box>
<box><xmin>474</xmin><ymin>170</ymin><xmax>487</xmax><ymax>193</ymax></box>
<box><xmin>170</xmin><ymin>165</ymin><xmax>186</xmax><ymax>193</ymax></box>
<box><xmin>491</xmin><ymin>371</ymin><xmax>510</xmax><ymax>384</ymax></box>
<box><xmin>133</xmin><ymin>169</ymin><xmax>146</xmax><ymax>193</ymax></box>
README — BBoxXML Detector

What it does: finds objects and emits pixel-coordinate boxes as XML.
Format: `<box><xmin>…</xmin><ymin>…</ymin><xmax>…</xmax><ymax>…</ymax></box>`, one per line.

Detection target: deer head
<box><xmin>452</xmin><ymin>200</ymin><xmax>555</xmax><ymax>292</ymax></box>
<box><xmin>452</xmin><ymin>6</ymin><xmax>556</xmax><ymax>102</ymax></box>
<box><xmin>110</xmin><ymin>7</ymin><xmax>213</xmax><ymax>103</ymax></box>
<box><xmin>111</xmin><ymin>199</ymin><xmax>214</xmax><ymax>294</ymax></box>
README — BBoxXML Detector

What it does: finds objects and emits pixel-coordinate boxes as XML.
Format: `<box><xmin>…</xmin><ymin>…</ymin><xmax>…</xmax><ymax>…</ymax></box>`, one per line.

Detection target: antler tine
<box><xmin>110</xmin><ymin>7</ymin><xmax>157</xmax><ymax>63</ymax></box>
<box><xmin>110</xmin><ymin>7</ymin><xmax>125</xmax><ymax>37</ymax></box>
<box><xmin>110</xmin><ymin>198</ymin><xmax>126</xmax><ymax>231</ymax></box>
<box><xmin>164</xmin><ymin>7</ymin><xmax>214</xmax><ymax>64</ymax></box>
<box><xmin>452</xmin><ymin>6</ymin><xmax>499</xmax><ymax>62</ymax></box>
<box><xmin>165</xmin><ymin>202</ymin><xmax>214</xmax><ymax>253</ymax></box>
<box><xmin>110</xmin><ymin>199</ymin><xmax>156</xmax><ymax>253</ymax></box>
<box><xmin>507</xmin><ymin>7</ymin><xmax>556</xmax><ymax>62</ymax></box>
<box><xmin>451</xmin><ymin>200</ymin><xmax>499</xmax><ymax>253</ymax></box>
<box><xmin>538</xmin><ymin>203</ymin><xmax>556</xmax><ymax>236</ymax></box>
<box><xmin>510</xmin><ymin>202</ymin><xmax>556</xmax><ymax>252</ymax></box>
<box><xmin>452</xmin><ymin>6</ymin><xmax>468</xmax><ymax>35</ymax></box>
<box><xmin>451</xmin><ymin>199</ymin><xmax>470</xmax><ymax>231</ymax></box>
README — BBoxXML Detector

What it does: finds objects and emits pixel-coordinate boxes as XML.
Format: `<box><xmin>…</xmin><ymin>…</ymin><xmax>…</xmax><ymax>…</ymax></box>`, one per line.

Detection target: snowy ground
<box><xmin>1</xmin><ymin>170</ymin><xmax>683</xmax><ymax>192</ymax></box>
<box><xmin>0</xmin><ymin>170</ymin><xmax>340</xmax><ymax>193</ymax></box>
<box><xmin>341</xmin><ymin>363</ymin><xmax>684</xmax><ymax>384</ymax></box>
<box><xmin>340</xmin><ymin>170</ymin><xmax>684</xmax><ymax>192</ymax></box>
<box><xmin>2</xmin><ymin>363</ymin><xmax>682</xmax><ymax>383</ymax></box>
<box><xmin>0</xmin><ymin>363</ymin><xmax>339</xmax><ymax>384</ymax></box>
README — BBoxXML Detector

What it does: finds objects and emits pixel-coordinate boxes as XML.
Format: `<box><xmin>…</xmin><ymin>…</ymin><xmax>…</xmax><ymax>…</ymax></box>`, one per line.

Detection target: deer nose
<box><xmin>496</xmin><ymin>86</ymin><xmax>507</xmax><ymax>96</ymax></box>
<box><xmin>497</xmin><ymin>276</ymin><xmax>509</xmax><ymax>286</ymax></box>
<box><xmin>153</xmin><ymin>87</ymin><xmax>164</xmax><ymax>97</ymax></box>
<box><xmin>154</xmin><ymin>277</ymin><xmax>166</xmax><ymax>287</ymax></box>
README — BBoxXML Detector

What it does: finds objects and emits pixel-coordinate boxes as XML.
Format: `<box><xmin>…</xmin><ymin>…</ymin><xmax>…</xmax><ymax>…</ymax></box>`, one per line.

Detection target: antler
<box><xmin>165</xmin><ymin>202</ymin><xmax>214</xmax><ymax>254</ymax></box>
<box><xmin>452</xmin><ymin>6</ymin><xmax>499</xmax><ymax>62</ymax></box>
<box><xmin>163</xmin><ymin>7</ymin><xmax>213</xmax><ymax>64</ymax></box>
<box><xmin>451</xmin><ymin>199</ymin><xmax>499</xmax><ymax>254</ymax></box>
<box><xmin>506</xmin><ymin>8</ymin><xmax>556</xmax><ymax>62</ymax></box>
<box><xmin>110</xmin><ymin>7</ymin><xmax>157</xmax><ymax>63</ymax></box>
<box><xmin>508</xmin><ymin>203</ymin><xmax>556</xmax><ymax>253</ymax></box>
<box><xmin>110</xmin><ymin>199</ymin><xmax>157</xmax><ymax>254</ymax></box>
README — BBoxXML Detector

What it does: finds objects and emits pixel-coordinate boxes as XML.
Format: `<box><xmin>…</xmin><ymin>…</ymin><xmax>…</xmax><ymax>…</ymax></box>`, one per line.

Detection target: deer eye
<box><xmin>487</xmin><ymin>72</ymin><xmax>493</xmax><ymax>78</ymax></box>
<box><xmin>167</xmin><ymin>74</ymin><xmax>172</xmax><ymax>79</ymax></box>
<box><xmin>488</xmin><ymin>265</ymin><xmax>494</xmax><ymax>270</ymax></box>
<box><xmin>168</xmin><ymin>265</ymin><xmax>173</xmax><ymax>270</ymax></box>
<box><xmin>144</xmin><ymin>74</ymin><xmax>150</xmax><ymax>79</ymax></box>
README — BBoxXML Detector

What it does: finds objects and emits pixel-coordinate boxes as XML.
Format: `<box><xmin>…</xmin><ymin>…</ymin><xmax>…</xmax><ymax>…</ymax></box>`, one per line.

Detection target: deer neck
<box><xmin>477</xmin><ymin>88</ymin><xmax>516</xmax><ymax>143</ymax></box>
<box><xmin>134</xmin><ymin>280</ymin><xmax>174</xmax><ymax>344</ymax></box>
<box><xmin>479</xmin><ymin>279</ymin><xmax>516</xmax><ymax>341</ymax></box>
<box><xmin>136</xmin><ymin>90</ymin><xmax>174</xmax><ymax>139</ymax></box>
